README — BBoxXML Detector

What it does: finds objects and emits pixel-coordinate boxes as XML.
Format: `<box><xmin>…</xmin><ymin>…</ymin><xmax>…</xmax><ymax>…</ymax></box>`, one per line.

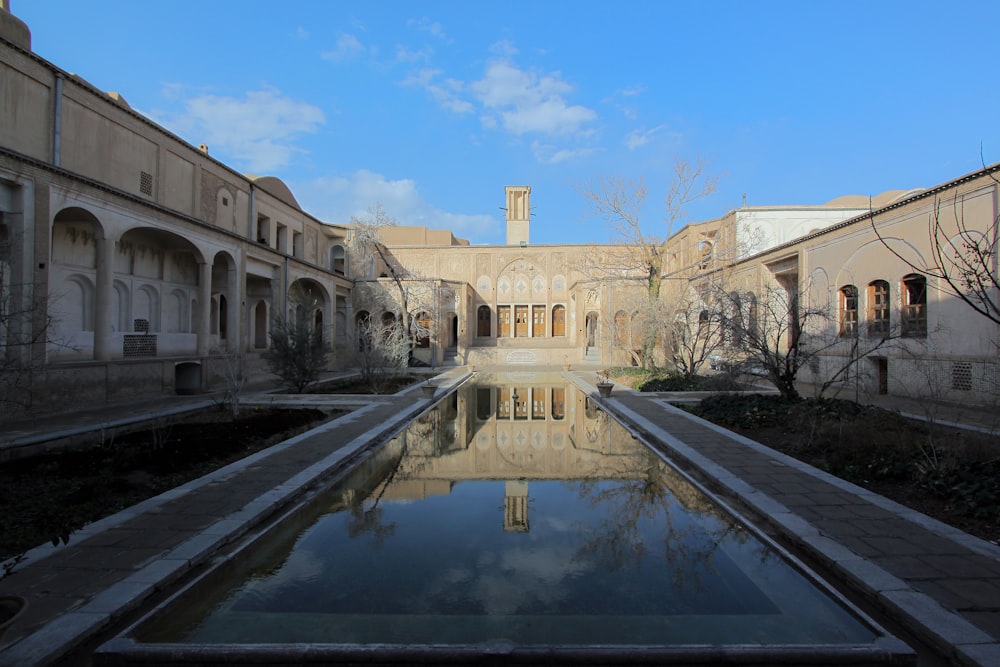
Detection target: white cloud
<box><xmin>489</xmin><ymin>39</ymin><xmax>519</xmax><ymax>57</ymax></box>
<box><xmin>398</xmin><ymin>41</ymin><xmax>599</xmax><ymax>164</ymax></box>
<box><xmin>401</xmin><ymin>69</ymin><xmax>473</xmax><ymax>114</ymax></box>
<box><xmin>604</xmin><ymin>84</ymin><xmax>647</xmax><ymax>120</ymax></box>
<box><xmin>623</xmin><ymin>125</ymin><xmax>681</xmax><ymax>151</ymax></box>
<box><xmin>408</xmin><ymin>17</ymin><xmax>447</xmax><ymax>41</ymax></box>
<box><xmin>293</xmin><ymin>26</ymin><xmax>309</xmax><ymax>40</ymax></box>
<box><xmin>296</xmin><ymin>169</ymin><xmax>500</xmax><ymax>242</ymax></box>
<box><xmin>152</xmin><ymin>86</ymin><xmax>325</xmax><ymax>173</ymax></box>
<box><xmin>470</xmin><ymin>61</ymin><xmax>597</xmax><ymax>136</ymax></box>
<box><xmin>619</xmin><ymin>84</ymin><xmax>646</xmax><ymax>97</ymax></box>
<box><xmin>322</xmin><ymin>33</ymin><xmax>365</xmax><ymax>62</ymax></box>
<box><xmin>531</xmin><ymin>141</ymin><xmax>599</xmax><ymax>164</ymax></box>
<box><xmin>395</xmin><ymin>44</ymin><xmax>433</xmax><ymax>63</ymax></box>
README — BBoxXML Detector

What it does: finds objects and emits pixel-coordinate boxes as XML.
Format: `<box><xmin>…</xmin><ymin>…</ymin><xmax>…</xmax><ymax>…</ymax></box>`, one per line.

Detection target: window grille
<box><xmin>952</xmin><ymin>362</ymin><xmax>973</xmax><ymax>391</ymax></box>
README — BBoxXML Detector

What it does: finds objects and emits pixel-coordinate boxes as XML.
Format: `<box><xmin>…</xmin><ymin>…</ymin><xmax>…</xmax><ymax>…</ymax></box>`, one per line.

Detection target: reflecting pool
<box><xmin>105</xmin><ymin>373</ymin><xmax>909</xmax><ymax>663</ymax></box>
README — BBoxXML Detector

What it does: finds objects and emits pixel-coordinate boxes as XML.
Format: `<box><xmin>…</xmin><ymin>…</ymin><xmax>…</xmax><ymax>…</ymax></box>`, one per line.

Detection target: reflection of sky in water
<box><xmin>155</xmin><ymin>384</ymin><xmax>879</xmax><ymax>647</ymax></box>
<box><xmin>227</xmin><ymin>480</ymin><xmax>775</xmax><ymax>618</ymax></box>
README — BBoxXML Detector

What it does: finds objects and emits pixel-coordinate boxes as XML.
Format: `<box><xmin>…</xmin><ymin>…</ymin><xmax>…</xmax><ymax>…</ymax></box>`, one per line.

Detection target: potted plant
<box><xmin>596</xmin><ymin>370</ymin><xmax>613</xmax><ymax>398</ymax></box>
<box><xmin>421</xmin><ymin>381</ymin><xmax>437</xmax><ymax>398</ymax></box>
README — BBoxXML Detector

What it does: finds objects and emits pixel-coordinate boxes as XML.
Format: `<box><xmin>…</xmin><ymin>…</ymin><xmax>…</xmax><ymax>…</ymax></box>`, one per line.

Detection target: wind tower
<box><xmin>505</xmin><ymin>185</ymin><xmax>531</xmax><ymax>246</ymax></box>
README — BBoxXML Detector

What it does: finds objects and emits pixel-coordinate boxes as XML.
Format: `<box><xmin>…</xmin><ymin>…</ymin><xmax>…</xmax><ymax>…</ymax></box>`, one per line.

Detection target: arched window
<box><xmin>330</xmin><ymin>245</ymin><xmax>346</xmax><ymax>276</ymax></box>
<box><xmin>867</xmin><ymin>280</ymin><xmax>889</xmax><ymax>337</ymax></box>
<box><xmin>253</xmin><ymin>301</ymin><xmax>268</xmax><ymax>348</ymax></box>
<box><xmin>839</xmin><ymin>285</ymin><xmax>858</xmax><ymax>337</ymax></box>
<box><xmin>414</xmin><ymin>311</ymin><xmax>431</xmax><ymax>348</ymax></box>
<box><xmin>356</xmin><ymin>311</ymin><xmax>371</xmax><ymax>351</ymax></box>
<box><xmin>698</xmin><ymin>241</ymin><xmax>713</xmax><ymax>269</ymax></box>
<box><xmin>629</xmin><ymin>311</ymin><xmax>643</xmax><ymax>347</ymax></box>
<box><xmin>477</xmin><ymin>305</ymin><xmax>492</xmax><ymax>337</ymax></box>
<box><xmin>614</xmin><ymin>310</ymin><xmax>628</xmax><ymax>345</ymax></box>
<box><xmin>901</xmin><ymin>274</ymin><xmax>927</xmax><ymax>337</ymax></box>
<box><xmin>727</xmin><ymin>292</ymin><xmax>743</xmax><ymax>346</ymax></box>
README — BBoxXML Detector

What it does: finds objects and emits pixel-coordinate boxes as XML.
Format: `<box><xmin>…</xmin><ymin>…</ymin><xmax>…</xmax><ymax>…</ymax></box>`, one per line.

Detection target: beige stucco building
<box><xmin>2</xmin><ymin>3</ymin><xmax>998</xmax><ymax>414</ymax></box>
<box><xmin>1</xmin><ymin>6</ymin><xmax>352</xmax><ymax>411</ymax></box>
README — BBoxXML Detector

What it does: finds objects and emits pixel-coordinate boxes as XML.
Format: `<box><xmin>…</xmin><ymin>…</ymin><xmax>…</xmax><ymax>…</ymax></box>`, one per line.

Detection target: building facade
<box><xmin>1</xmin><ymin>7</ymin><xmax>352</xmax><ymax>411</ymax></box>
<box><xmin>2</xmin><ymin>3</ymin><xmax>997</xmax><ymax>414</ymax></box>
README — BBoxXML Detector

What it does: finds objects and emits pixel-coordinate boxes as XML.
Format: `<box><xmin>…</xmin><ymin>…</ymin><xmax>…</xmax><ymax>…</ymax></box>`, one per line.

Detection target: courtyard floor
<box><xmin>0</xmin><ymin>369</ymin><xmax>998</xmax><ymax>665</ymax></box>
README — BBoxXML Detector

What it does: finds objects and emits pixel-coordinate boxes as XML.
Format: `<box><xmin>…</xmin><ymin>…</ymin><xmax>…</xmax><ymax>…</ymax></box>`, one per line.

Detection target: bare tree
<box><xmin>214</xmin><ymin>349</ymin><xmax>246</xmax><ymax>417</ymax></box>
<box><xmin>350</xmin><ymin>203</ymin><xmax>433</xmax><ymax>365</ymax></box>
<box><xmin>352</xmin><ymin>308</ymin><xmax>411</xmax><ymax>394</ymax></box>
<box><xmin>0</xmin><ymin>230</ymin><xmax>56</xmax><ymax>417</ymax></box>
<box><xmin>720</xmin><ymin>281</ymin><xmax>896</xmax><ymax>401</ymax></box>
<box><xmin>870</xmin><ymin>182</ymin><xmax>1000</xmax><ymax>326</ymax></box>
<box><xmin>717</xmin><ymin>282</ymin><xmax>827</xmax><ymax>401</ymax></box>
<box><xmin>574</xmin><ymin>158</ymin><xmax>721</xmax><ymax>370</ymax></box>
<box><xmin>666</xmin><ymin>286</ymin><xmax>728</xmax><ymax>378</ymax></box>
<box><xmin>264</xmin><ymin>285</ymin><xmax>328</xmax><ymax>392</ymax></box>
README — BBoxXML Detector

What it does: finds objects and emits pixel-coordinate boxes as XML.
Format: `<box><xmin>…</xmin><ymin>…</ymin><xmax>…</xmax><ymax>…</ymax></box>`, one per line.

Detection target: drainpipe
<box><xmin>52</xmin><ymin>72</ymin><xmax>63</xmax><ymax>166</ymax></box>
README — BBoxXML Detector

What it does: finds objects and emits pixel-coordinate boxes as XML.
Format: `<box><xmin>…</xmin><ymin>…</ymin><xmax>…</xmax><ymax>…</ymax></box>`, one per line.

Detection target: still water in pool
<box><xmin>139</xmin><ymin>376</ymin><xmax>876</xmax><ymax>646</ymax></box>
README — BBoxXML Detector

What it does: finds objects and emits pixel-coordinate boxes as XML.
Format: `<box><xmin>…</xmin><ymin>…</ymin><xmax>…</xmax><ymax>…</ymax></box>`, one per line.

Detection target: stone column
<box><xmin>93</xmin><ymin>236</ymin><xmax>115</xmax><ymax>361</ymax></box>
<box><xmin>197</xmin><ymin>261</ymin><xmax>212</xmax><ymax>356</ymax></box>
<box><xmin>226</xmin><ymin>262</ymin><xmax>240</xmax><ymax>352</ymax></box>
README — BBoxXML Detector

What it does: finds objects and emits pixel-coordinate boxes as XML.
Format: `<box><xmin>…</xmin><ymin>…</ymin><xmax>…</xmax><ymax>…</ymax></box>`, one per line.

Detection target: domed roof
<box><xmin>824</xmin><ymin>189</ymin><xmax>924</xmax><ymax>209</ymax></box>
<box><xmin>248</xmin><ymin>175</ymin><xmax>301</xmax><ymax>209</ymax></box>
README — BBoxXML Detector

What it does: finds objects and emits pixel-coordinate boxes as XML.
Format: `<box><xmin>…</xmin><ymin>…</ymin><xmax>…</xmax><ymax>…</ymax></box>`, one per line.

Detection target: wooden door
<box><xmin>514</xmin><ymin>305</ymin><xmax>529</xmax><ymax>337</ymax></box>
<box><xmin>552</xmin><ymin>306</ymin><xmax>565</xmax><ymax>336</ymax></box>
<box><xmin>498</xmin><ymin>306</ymin><xmax>511</xmax><ymax>337</ymax></box>
<box><xmin>532</xmin><ymin>306</ymin><xmax>546</xmax><ymax>337</ymax></box>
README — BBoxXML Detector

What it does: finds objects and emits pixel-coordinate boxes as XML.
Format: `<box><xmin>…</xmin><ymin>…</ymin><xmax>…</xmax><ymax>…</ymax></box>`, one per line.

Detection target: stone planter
<box><xmin>421</xmin><ymin>384</ymin><xmax>437</xmax><ymax>399</ymax></box>
<box><xmin>0</xmin><ymin>596</ymin><xmax>27</xmax><ymax>640</ymax></box>
<box><xmin>596</xmin><ymin>382</ymin><xmax>613</xmax><ymax>398</ymax></box>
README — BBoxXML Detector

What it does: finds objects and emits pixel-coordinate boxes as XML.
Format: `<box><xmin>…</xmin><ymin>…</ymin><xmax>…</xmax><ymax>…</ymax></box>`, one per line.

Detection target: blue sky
<box><xmin>14</xmin><ymin>1</ymin><xmax>1000</xmax><ymax>245</ymax></box>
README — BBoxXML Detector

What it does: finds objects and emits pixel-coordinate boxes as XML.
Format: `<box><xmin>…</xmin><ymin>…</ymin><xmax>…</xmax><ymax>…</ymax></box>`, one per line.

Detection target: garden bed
<box><xmin>0</xmin><ymin>406</ymin><xmax>342</xmax><ymax>561</ymax></box>
<box><xmin>690</xmin><ymin>394</ymin><xmax>1000</xmax><ymax>545</ymax></box>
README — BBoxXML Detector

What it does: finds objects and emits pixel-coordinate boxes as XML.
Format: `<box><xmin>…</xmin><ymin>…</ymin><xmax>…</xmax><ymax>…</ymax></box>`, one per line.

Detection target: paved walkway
<box><xmin>1</xmin><ymin>369</ymin><xmax>999</xmax><ymax>665</ymax></box>
<box><xmin>573</xmin><ymin>375</ymin><xmax>1000</xmax><ymax>667</ymax></box>
<box><xmin>0</xmin><ymin>369</ymin><xmax>470</xmax><ymax>665</ymax></box>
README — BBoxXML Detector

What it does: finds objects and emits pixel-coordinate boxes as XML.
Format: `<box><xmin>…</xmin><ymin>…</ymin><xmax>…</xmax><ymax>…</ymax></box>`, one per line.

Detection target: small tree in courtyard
<box><xmin>264</xmin><ymin>287</ymin><xmax>328</xmax><ymax>392</ymax></box>
<box><xmin>1</xmin><ymin>229</ymin><xmax>58</xmax><ymax>417</ymax></box>
<box><xmin>666</xmin><ymin>286</ymin><xmax>728</xmax><ymax>378</ymax></box>
<box><xmin>353</xmin><ymin>310</ymin><xmax>411</xmax><ymax>394</ymax></box>
<box><xmin>720</xmin><ymin>281</ymin><xmax>895</xmax><ymax>401</ymax></box>
<box><xmin>350</xmin><ymin>203</ymin><xmax>435</xmax><ymax>365</ymax></box>
<box><xmin>574</xmin><ymin>158</ymin><xmax>722</xmax><ymax>370</ymax></box>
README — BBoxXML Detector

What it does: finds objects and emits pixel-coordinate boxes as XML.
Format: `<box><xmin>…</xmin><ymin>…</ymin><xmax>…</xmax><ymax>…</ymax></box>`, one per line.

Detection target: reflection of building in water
<box><xmin>374</xmin><ymin>379</ymin><xmax>718</xmax><ymax>524</ymax></box>
<box><xmin>504</xmin><ymin>480</ymin><xmax>530</xmax><ymax>532</ymax></box>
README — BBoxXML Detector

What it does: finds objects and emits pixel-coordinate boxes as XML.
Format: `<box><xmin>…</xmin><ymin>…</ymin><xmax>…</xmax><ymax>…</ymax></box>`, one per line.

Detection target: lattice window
<box><xmin>139</xmin><ymin>171</ymin><xmax>153</xmax><ymax>196</ymax></box>
<box><xmin>839</xmin><ymin>285</ymin><xmax>858</xmax><ymax>337</ymax></box>
<box><xmin>901</xmin><ymin>274</ymin><xmax>927</xmax><ymax>337</ymax></box>
<box><xmin>123</xmin><ymin>334</ymin><xmax>157</xmax><ymax>357</ymax></box>
<box><xmin>867</xmin><ymin>280</ymin><xmax>890</xmax><ymax>337</ymax></box>
<box><xmin>952</xmin><ymin>362</ymin><xmax>973</xmax><ymax>391</ymax></box>
<box><xmin>133</xmin><ymin>318</ymin><xmax>149</xmax><ymax>333</ymax></box>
